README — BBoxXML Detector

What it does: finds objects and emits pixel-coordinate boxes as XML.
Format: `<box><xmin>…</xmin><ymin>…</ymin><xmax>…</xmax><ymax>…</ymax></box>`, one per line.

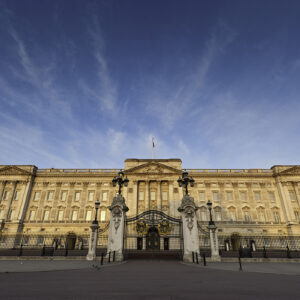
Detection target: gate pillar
<box><xmin>178</xmin><ymin>195</ymin><xmax>200</xmax><ymax>262</ymax></box>
<box><xmin>208</xmin><ymin>224</ymin><xmax>221</xmax><ymax>261</ymax></box>
<box><xmin>107</xmin><ymin>194</ymin><xmax>129</xmax><ymax>261</ymax></box>
<box><xmin>86</xmin><ymin>223</ymin><xmax>99</xmax><ymax>261</ymax></box>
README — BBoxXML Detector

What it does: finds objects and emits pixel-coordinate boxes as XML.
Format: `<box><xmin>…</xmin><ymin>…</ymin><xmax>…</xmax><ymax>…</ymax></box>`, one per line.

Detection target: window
<box><xmin>289</xmin><ymin>191</ymin><xmax>296</xmax><ymax>201</ymax></box>
<box><xmin>75</xmin><ymin>192</ymin><xmax>80</xmax><ymax>201</ymax></box>
<box><xmin>61</xmin><ymin>191</ymin><xmax>67</xmax><ymax>201</ymax></box>
<box><xmin>14</xmin><ymin>191</ymin><xmax>20</xmax><ymax>200</ymax></box>
<box><xmin>244</xmin><ymin>211</ymin><xmax>251</xmax><ymax>222</ymax></box>
<box><xmin>200</xmin><ymin>210</ymin><xmax>207</xmax><ymax>221</ymax></box>
<box><xmin>240</xmin><ymin>192</ymin><xmax>247</xmax><ymax>201</ymax></box>
<box><xmin>3</xmin><ymin>191</ymin><xmax>9</xmax><ymax>200</ymax></box>
<box><xmin>139</xmin><ymin>191</ymin><xmax>144</xmax><ymax>201</ymax></box>
<box><xmin>215</xmin><ymin>210</ymin><xmax>222</xmax><ymax>221</ymax></box>
<box><xmin>273</xmin><ymin>211</ymin><xmax>280</xmax><ymax>223</ymax></box>
<box><xmin>229</xmin><ymin>211</ymin><xmax>236</xmax><ymax>221</ymax></box>
<box><xmin>72</xmin><ymin>211</ymin><xmax>78</xmax><ymax>221</ymax></box>
<box><xmin>86</xmin><ymin>210</ymin><xmax>92</xmax><ymax>221</ymax></box>
<box><xmin>0</xmin><ymin>210</ymin><xmax>5</xmax><ymax>219</ymax></box>
<box><xmin>295</xmin><ymin>211</ymin><xmax>300</xmax><ymax>222</ymax></box>
<box><xmin>254</xmin><ymin>192</ymin><xmax>261</xmax><ymax>201</ymax></box>
<box><xmin>213</xmin><ymin>192</ymin><xmax>220</xmax><ymax>201</ymax></box>
<box><xmin>268</xmin><ymin>192</ymin><xmax>275</xmax><ymax>202</ymax></box>
<box><xmin>33</xmin><ymin>192</ymin><xmax>40</xmax><ymax>201</ymax></box>
<box><xmin>100</xmin><ymin>210</ymin><xmax>106</xmax><ymax>221</ymax></box>
<box><xmin>47</xmin><ymin>191</ymin><xmax>54</xmax><ymax>201</ymax></box>
<box><xmin>43</xmin><ymin>210</ymin><xmax>50</xmax><ymax>221</ymax></box>
<box><xmin>150</xmin><ymin>191</ymin><xmax>156</xmax><ymax>201</ymax></box>
<box><xmin>162</xmin><ymin>191</ymin><xmax>168</xmax><ymax>201</ymax></box>
<box><xmin>226</xmin><ymin>192</ymin><xmax>233</xmax><ymax>201</ymax></box>
<box><xmin>57</xmin><ymin>210</ymin><xmax>64</xmax><ymax>221</ymax></box>
<box><xmin>9</xmin><ymin>209</ymin><xmax>15</xmax><ymax>220</ymax></box>
<box><xmin>29</xmin><ymin>210</ymin><xmax>36</xmax><ymax>221</ymax></box>
<box><xmin>102</xmin><ymin>192</ymin><xmax>108</xmax><ymax>201</ymax></box>
<box><xmin>88</xmin><ymin>192</ymin><xmax>94</xmax><ymax>202</ymax></box>
<box><xmin>199</xmin><ymin>192</ymin><xmax>205</xmax><ymax>201</ymax></box>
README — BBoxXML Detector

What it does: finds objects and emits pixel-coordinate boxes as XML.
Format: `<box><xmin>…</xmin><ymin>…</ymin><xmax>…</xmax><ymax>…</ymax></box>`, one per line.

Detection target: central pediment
<box><xmin>0</xmin><ymin>166</ymin><xmax>33</xmax><ymax>176</ymax></box>
<box><xmin>125</xmin><ymin>162</ymin><xmax>182</xmax><ymax>175</ymax></box>
<box><xmin>279</xmin><ymin>166</ymin><xmax>300</xmax><ymax>176</ymax></box>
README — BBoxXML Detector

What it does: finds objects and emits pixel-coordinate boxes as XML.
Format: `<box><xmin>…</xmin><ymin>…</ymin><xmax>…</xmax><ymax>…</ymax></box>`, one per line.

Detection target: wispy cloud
<box><xmin>79</xmin><ymin>15</ymin><xmax>119</xmax><ymax>116</ymax></box>
<box><xmin>144</xmin><ymin>21</ymin><xmax>236</xmax><ymax>130</ymax></box>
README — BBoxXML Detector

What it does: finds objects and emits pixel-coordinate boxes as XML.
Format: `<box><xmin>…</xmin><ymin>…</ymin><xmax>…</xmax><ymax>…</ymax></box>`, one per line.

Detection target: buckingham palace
<box><xmin>0</xmin><ymin>159</ymin><xmax>299</xmax><ymax>259</ymax></box>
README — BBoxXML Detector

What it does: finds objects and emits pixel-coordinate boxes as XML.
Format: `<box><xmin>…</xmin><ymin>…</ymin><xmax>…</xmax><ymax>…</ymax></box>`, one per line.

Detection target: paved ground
<box><xmin>0</xmin><ymin>260</ymin><xmax>299</xmax><ymax>299</ymax></box>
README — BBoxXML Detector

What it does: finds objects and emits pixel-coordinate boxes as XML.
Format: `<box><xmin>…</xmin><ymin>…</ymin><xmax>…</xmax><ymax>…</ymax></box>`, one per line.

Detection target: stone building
<box><xmin>0</xmin><ymin>159</ymin><xmax>299</xmax><ymax>250</ymax></box>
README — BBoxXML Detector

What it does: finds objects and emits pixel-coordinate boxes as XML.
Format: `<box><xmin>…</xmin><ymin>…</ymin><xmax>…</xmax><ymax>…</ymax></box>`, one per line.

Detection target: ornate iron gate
<box><xmin>124</xmin><ymin>210</ymin><xmax>183</xmax><ymax>253</ymax></box>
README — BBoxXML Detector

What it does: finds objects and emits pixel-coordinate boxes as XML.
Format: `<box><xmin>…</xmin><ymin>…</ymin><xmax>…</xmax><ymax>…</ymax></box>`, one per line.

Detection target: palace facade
<box><xmin>0</xmin><ymin>159</ymin><xmax>300</xmax><ymax>240</ymax></box>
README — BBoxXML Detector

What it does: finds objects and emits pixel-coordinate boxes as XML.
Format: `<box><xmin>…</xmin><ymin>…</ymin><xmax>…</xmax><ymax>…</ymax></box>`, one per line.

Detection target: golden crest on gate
<box><xmin>158</xmin><ymin>220</ymin><xmax>171</xmax><ymax>236</ymax></box>
<box><xmin>136</xmin><ymin>220</ymin><xmax>148</xmax><ymax>237</ymax></box>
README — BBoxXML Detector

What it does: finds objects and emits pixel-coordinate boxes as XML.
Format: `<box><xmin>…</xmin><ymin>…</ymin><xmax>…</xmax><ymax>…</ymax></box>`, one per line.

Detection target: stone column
<box><xmin>208</xmin><ymin>224</ymin><xmax>221</xmax><ymax>261</ymax></box>
<box><xmin>106</xmin><ymin>194</ymin><xmax>129</xmax><ymax>261</ymax></box>
<box><xmin>5</xmin><ymin>181</ymin><xmax>18</xmax><ymax>220</ymax></box>
<box><xmin>178</xmin><ymin>194</ymin><xmax>200</xmax><ymax>262</ymax></box>
<box><xmin>0</xmin><ymin>181</ymin><xmax>7</xmax><ymax>203</ymax></box>
<box><xmin>158</xmin><ymin>181</ymin><xmax>162</xmax><ymax>211</ymax></box>
<box><xmin>86</xmin><ymin>222</ymin><xmax>99</xmax><ymax>261</ymax></box>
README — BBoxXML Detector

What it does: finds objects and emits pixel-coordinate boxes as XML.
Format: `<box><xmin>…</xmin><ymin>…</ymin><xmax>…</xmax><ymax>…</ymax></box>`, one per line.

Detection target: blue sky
<box><xmin>0</xmin><ymin>0</ymin><xmax>300</xmax><ymax>169</ymax></box>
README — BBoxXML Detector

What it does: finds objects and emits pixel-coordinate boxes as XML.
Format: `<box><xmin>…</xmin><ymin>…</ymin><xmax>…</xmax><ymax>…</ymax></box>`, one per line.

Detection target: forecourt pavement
<box><xmin>0</xmin><ymin>260</ymin><xmax>299</xmax><ymax>299</ymax></box>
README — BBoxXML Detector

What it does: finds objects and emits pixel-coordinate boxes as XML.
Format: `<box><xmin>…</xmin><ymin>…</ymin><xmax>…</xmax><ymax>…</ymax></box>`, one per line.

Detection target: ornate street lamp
<box><xmin>177</xmin><ymin>170</ymin><xmax>194</xmax><ymax>195</ymax></box>
<box><xmin>207</xmin><ymin>200</ymin><xmax>215</xmax><ymax>226</ymax></box>
<box><xmin>112</xmin><ymin>170</ymin><xmax>129</xmax><ymax>195</ymax></box>
<box><xmin>93</xmin><ymin>200</ymin><xmax>100</xmax><ymax>225</ymax></box>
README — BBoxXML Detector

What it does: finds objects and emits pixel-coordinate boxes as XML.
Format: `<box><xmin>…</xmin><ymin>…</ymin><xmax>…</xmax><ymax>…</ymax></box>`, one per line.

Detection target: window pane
<box><xmin>88</xmin><ymin>192</ymin><xmax>94</xmax><ymax>201</ymax></box>
<box><xmin>162</xmin><ymin>191</ymin><xmax>168</xmax><ymax>201</ymax></box>
<box><xmin>72</xmin><ymin>211</ymin><xmax>78</xmax><ymax>221</ymax></box>
<box><xmin>61</xmin><ymin>192</ymin><xmax>67</xmax><ymax>201</ymax></box>
<box><xmin>102</xmin><ymin>192</ymin><xmax>107</xmax><ymax>201</ymax></box>
<box><xmin>226</xmin><ymin>192</ymin><xmax>233</xmax><ymax>201</ymax></box>
<box><xmin>150</xmin><ymin>191</ymin><xmax>156</xmax><ymax>201</ymax></box>
<box><xmin>75</xmin><ymin>192</ymin><xmax>80</xmax><ymax>201</ymax></box>
<box><xmin>33</xmin><ymin>192</ymin><xmax>40</xmax><ymax>201</ymax></box>
<box><xmin>100</xmin><ymin>211</ymin><xmax>106</xmax><ymax>221</ymax></box>
<box><xmin>14</xmin><ymin>191</ymin><xmax>19</xmax><ymax>200</ymax></box>
<box><xmin>86</xmin><ymin>210</ymin><xmax>92</xmax><ymax>221</ymax></box>
<box><xmin>269</xmin><ymin>192</ymin><xmax>275</xmax><ymax>202</ymax></box>
<box><xmin>139</xmin><ymin>191</ymin><xmax>144</xmax><ymax>201</ymax></box>
<box><xmin>255</xmin><ymin>192</ymin><xmax>261</xmax><ymax>201</ymax></box>
<box><xmin>43</xmin><ymin>210</ymin><xmax>49</xmax><ymax>221</ymax></box>
<box><xmin>47</xmin><ymin>192</ymin><xmax>53</xmax><ymax>201</ymax></box>
<box><xmin>199</xmin><ymin>192</ymin><xmax>205</xmax><ymax>201</ymax></box>
<box><xmin>58</xmin><ymin>210</ymin><xmax>64</xmax><ymax>221</ymax></box>
<box><xmin>289</xmin><ymin>191</ymin><xmax>295</xmax><ymax>201</ymax></box>
<box><xmin>201</xmin><ymin>211</ymin><xmax>207</xmax><ymax>221</ymax></box>
<box><xmin>29</xmin><ymin>210</ymin><xmax>36</xmax><ymax>221</ymax></box>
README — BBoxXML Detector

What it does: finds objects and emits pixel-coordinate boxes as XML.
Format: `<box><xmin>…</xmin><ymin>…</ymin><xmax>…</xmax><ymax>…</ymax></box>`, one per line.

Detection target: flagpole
<box><xmin>152</xmin><ymin>137</ymin><xmax>154</xmax><ymax>159</ymax></box>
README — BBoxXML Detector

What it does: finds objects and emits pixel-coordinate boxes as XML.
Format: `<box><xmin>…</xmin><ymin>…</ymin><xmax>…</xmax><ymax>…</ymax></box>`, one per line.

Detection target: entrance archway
<box><xmin>231</xmin><ymin>233</ymin><xmax>241</xmax><ymax>251</ymax></box>
<box><xmin>66</xmin><ymin>233</ymin><xmax>76</xmax><ymax>250</ymax></box>
<box><xmin>146</xmin><ymin>227</ymin><xmax>160</xmax><ymax>250</ymax></box>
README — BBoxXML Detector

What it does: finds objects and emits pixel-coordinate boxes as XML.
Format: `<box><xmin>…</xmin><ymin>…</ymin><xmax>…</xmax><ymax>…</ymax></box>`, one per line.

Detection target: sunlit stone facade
<box><xmin>0</xmin><ymin>159</ymin><xmax>300</xmax><ymax>237</ymax></box>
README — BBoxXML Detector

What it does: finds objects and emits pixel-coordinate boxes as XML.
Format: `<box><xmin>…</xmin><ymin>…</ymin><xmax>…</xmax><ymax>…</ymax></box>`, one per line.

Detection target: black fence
<box><xmin>199</xmin><ymin>234</ymin><xmax>300</xmax><ymax>259</ymax></box>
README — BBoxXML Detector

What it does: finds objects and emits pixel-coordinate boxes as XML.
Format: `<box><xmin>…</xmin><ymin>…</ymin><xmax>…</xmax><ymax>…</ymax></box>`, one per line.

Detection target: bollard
<box><xmin>192</xmin><ymin>251</ymin><xmax>195</xmax><ymax>263</ymax></box>
<box><xmin>287</xmin><ymin>245</ymin><xmax>291</xmax><ymax>259</ymax></box>
<box><xmin>263</xmin><ymin>246</ymin><xmax>267</xmax><ymax>258</ymax></box>
<box><xmin>108</xmin><ymin>251</ymin><xmax>111</xmax><ymax>263</ymax></box>
<box><xmin>42</xmin><ymin>244</ymin><xmax>46</xmax><ymax>256</ymax></box>
<box><xmin>203</xmin><ymin>253</ymin><xmax>206</xmax><ymax>266</ymax></box>
<box><xmin>238</xmin><ymin>256</ymin><xmax>242</xmax><ymax>271</ymax></box>
<box><xmin>196</xmin><ymin>252</ymin><xmax>199</xmax><ymax>264</ymax></box>
<box><xmin>19</xmin><ymin>243</ymin><xmax>23</xmax><ymax>257</ymax></box>
<box><xmin>101</xmin><ymin>253</ymin><xmax>104</xmax><ymax>265</ymax></box>
<box><xmin>113</xmin><ymin>251</ymin><xmax>116</xmax><ymax>262</ymax></box>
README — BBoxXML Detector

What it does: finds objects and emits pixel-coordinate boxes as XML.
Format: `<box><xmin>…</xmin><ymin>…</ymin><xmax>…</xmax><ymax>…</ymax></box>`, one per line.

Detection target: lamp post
<box><xmin>86</xmin><ymin>200</ymin><xmax>101</xmax><ymax>261</ymax></box>
<box><xmin>112</xmin><ymin>170</ymin><xmax>129</xmax><ymax>195</ymax></box>
<box><xmin>177</xmin><ymin>171</ymin><xmax>194</xmax><ymax>195</ymax></box>
<box><xmin>207</xmin><ymin>200</ymin><xmax>215</xmax><ymax>226</ymax></box>
<box><xmin>207</xmin><ymin>199</ymin><xmax>221</xmax><ymax>261</ymax></box>
<box><xmin>93</xmin><ymin>200</ymin><xmax>100</xmax><ymax>225</ymax></box>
